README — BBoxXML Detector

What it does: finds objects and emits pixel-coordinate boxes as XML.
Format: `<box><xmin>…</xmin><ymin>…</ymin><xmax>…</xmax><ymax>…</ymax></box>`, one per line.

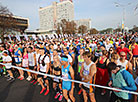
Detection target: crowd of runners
<box><xmin>0</xmin><ymin>32</ymin><xmax>138</xmax><ymax>102</ymax></box>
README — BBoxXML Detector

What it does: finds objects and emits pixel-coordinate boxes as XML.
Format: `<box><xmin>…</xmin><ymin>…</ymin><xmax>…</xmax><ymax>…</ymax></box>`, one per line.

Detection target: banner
<box><xmin>32</xmin><ymin>34</ymin><xmax>37</xmax><ymax>40</ymax></box>
<box><xmin>24</xmin><ymin>34</ymin><xmax>28</xmax><ymax>41</ymax></box>
<box><xmin>38</xmin><ymin>35</ymin><xmax>43</xmax><ymax>40</ymax></box>
<box><xmin>16</xmin><ymin>35</ymin><xmax>21</xmax><ymax>41</ymax></box>
<box><xmin>42</xmin><ymin>35</ymin><xmax>46</xmax><ymax>40</ymax></box>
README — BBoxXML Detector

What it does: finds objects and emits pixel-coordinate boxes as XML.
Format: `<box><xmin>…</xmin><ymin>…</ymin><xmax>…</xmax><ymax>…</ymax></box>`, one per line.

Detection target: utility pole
<box><xmin>114</xmin><ymin>2</ymin><xmax>131</xmax><ymax>35</ymax></box>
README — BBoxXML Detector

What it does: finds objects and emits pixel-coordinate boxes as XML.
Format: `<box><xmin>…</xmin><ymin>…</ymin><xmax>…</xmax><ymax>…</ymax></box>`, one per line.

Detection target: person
<box><xmin>110</xmin><ymin>52</ymin><xmax>119</xmax><ymax>64</ymax></box>
<box><xmin>116</xmin><ymin>41</ymin><xmax>133</xmax><ymax>61</ymax></box>
<box><xmin>2</xmin><ymin>50</ymin><xmax>14</xmax><ymax>82</ymax></box>
<box><xmin>95</xmin><ymin>50</ymin><xmax>109</xmax><ymax>95</ymax></box>
<box><xmin>108</xmin><ymin>62</ymin><xmax>137</xmax><ymax>102</ymax></box>
<box><xmin>77</xmin><ymin>48</ymin><xmax>84</xmax><ymax>75</ymax></box>
<box><xmin>134</xmin><ymin>68</ymin><xmax>138</xmax><ymax>102</ymax></box>
<box><xmin>22</xmin><ymin>47</ymin><xmax>30</xmax><ymax>81</ymax></box>
<box><xmin>77</xmin><ymin>48</ymin><xmax>84</xmax><ymax>95</ymax></box>
<box><xmin>93</xmin><ymin>43</ymin><xmax>102</xmax><ymax>62</ymax></box>
<box><xmin>80</xmin><ymin>52</ymin><xmax>96</xmax><ymax>102</ymax></box>
<box><xmin>108</xmin><ymin>47</ymin><xmax>115</xmax><ymax>61</ymax></box>
<box><xmin>117</xmin><ymin>51</ymin><xmax>133</xmax><ymax>74</ymax></box>
<box><xmin>14</xmin><ymin>45</ymin><xmax>24</xmax><ymax>80</ymax></box>
<box><xmin>32</xmin><ymin>46</ymin><xmax>40</xmax><ymax>85</ymax></box>
<box><xmin>52</xmin><ymin>55</ymin><xmax>63</xmax><ymax>101</ymax></box>
<box><xmin>63</xmin><ymin>48</ymin><xmax>73</xmax><ymax>66</ymax></box>
<box><xmin>28</xmin><ymin>46</ymin><xmax>37</xmax><ymax>82</ymax></box>
<box><xmin>104</xmin><ymin>39</ymin><xmax>113</xmax><ymax>51</ymax></box>
<box><xmin>37</xmin><ymin>47</ymin><xmax>50</xmax><ymax>96</ymax></box>
<box><xmin>89</xmin><ymin>39</ymin><xmax>97</xmax><ymax>52</ymax></box>
<box><xmin>131</xmin><ymin>40</ymin><xmax>138</xmax><ymax>71</ymax></box>
<box><xmin>61</xmin><ymin>55</ymin><xmax>75</xmax><ymax>102</ymax></box>
<box><xmin>0</xmin><ymin>45</ymin><xmax>4</xmax><ymax>76</ymax></box>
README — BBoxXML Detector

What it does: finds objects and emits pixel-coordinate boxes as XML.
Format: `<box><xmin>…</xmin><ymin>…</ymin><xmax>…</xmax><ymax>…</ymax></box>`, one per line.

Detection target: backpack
<box><xmin>38</xmin><ymin>54</ymin><xmax>48</xmax><ymax>66</ymax></box>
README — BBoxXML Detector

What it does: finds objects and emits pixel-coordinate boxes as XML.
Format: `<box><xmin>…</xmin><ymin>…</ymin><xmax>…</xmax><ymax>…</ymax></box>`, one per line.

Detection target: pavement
<box><xmin>0</xmin><ymin>72</ymin><xmax>111</xmax><ymax>102</ymax></box>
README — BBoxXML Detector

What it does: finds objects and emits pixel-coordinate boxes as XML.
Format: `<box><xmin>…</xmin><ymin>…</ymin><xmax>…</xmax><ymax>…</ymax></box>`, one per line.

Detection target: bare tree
<box><xmin>56</xmin><ymin>19</ymin><xmax>77</xmax><ymax>35</ymax></box>
<box><xmin>0</xmin><ymin>4</ymin><xmax>17</xmax><ymax>43</ymax></box>
<box><xmin>78</xmin><ymin>25</ymin><xmax>87</xmax><ymax>34</ymax></box>
<box><xmin>90</xmin><ymin>28</ymin><xmax>99</xmax><ymax>34</ymax></box>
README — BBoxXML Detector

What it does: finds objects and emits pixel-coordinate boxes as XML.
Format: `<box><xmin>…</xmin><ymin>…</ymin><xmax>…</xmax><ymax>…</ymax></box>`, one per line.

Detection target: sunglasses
<box><xmin>120</xmin><ymin>55</ymin><xmax>126</xmax><ymax>57</ymax></box>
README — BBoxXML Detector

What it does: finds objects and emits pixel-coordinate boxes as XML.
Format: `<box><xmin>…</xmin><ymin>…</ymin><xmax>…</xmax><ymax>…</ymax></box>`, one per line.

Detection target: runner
<box><xmin>2</xmin><ymin>50</ymin><xmax>14</xmax><ymax>82</ymax></box>
<box><xmin>80</xmin><ymin>52</ymin><xmax>97</xmax><ymax>102</ymax></box>
<box><xmin>52</xmin><ymin>55</ymin><xmax>63</xmax><ymax>101</ymax></box>
<box><xmin>95</xmin><ymin>50</ymin><xmax>109</xmax><ymax>95</ymax></box>
<box><xmin>108</xmin><ymin>62</ymin><xmax>137</xmax><ymax>102</ymax></box>
<box><xmin>61</xmin><ymin>55</ymin><xmax>75</xmax><ymax>102</ymax></box>
<box><xmin>37</xmin><ymin>47</ymin><xmax>50</xmax><ymax>95</ymax></box>
<box><xmin>131</xmin><ymin>40</ymin><xmax>138</xmax><ymax>71</ymax></box>
<box><xmin>77</xmin><ymin>48</ymin><xmax>84</xmax><ymax>95</ymax></box>
<box><xmin>22</xmin><ymin>47</ymin><xmax>30</xmax><ymax>80</ymax></box>
<box><xmin>116</xmin><ymin>41</ymin><xmax>133</xmax><ymax>61</ymax></box>
<box><xmin>14</xmin><ymin>45</ymin><xmax>24</xmax><ymax>80</ymax></box>
<box><xmin>117</xmin><ymin>51</ymin><xmax>133</xmax><ymax>74</ymax></box>
<box><xmin>63</xmin><ymin>48</ymin><xmax>73</xmax><ymax>66</ymax></box>
<box><xmin>28</xmin><ymin>46</ymin><xmax>36</xmax><ymax>82</ymax></box>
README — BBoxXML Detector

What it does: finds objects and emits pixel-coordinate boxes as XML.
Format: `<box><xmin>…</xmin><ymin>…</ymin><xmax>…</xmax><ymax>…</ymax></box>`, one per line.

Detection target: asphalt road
<box><xmin>0</xmin><ymin>72</ymin><xmax>111</xmax><ymax>102</ymax></box>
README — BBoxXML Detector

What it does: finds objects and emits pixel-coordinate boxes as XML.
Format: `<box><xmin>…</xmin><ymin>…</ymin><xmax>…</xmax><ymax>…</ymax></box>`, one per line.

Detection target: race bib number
<box><xmin>83</xmin><ymin>70</ymin><xmax>89</xmax><ymax>76</ymax></box>
<box><xmin>54</xmin><ymin>78</ymin><xmax>59</xmax><ymax>82</ymax></box>
<box><xmin>62</xmin><ymin>72</ymin><xmax>69</xmax><ymax>81</ymax></box>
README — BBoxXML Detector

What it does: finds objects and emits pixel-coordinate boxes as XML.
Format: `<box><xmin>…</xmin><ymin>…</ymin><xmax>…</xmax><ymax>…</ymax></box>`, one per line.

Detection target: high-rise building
<box><xmin>74</xmin><ymin>19</ymin><xmax>91</xmax><ymax>30</ymax></box>
<box><xmin>39</xmin><ymin>0</ymin><xmax>74</xmax><ymax>32</ymax></box>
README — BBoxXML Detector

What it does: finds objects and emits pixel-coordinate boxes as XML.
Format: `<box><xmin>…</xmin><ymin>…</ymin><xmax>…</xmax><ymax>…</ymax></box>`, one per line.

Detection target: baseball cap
<box><xmin>120</xmin><ymin>41</ymin><xmax>125</xmax><ymax>44</ymax></box>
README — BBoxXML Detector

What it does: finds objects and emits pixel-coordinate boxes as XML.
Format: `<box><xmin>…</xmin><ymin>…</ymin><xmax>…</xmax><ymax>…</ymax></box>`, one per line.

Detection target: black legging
<box><xmin>109</xmin><ymin>92</ymin><xmax>130</xmax><ymax>102</ymax></box>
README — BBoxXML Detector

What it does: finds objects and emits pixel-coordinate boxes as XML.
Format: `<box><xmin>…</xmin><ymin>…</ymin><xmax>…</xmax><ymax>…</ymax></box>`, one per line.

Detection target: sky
<box><xmin>0</xmin><ymin>0</ymin><xmax>138</xmax><ymax>30</ymax></box>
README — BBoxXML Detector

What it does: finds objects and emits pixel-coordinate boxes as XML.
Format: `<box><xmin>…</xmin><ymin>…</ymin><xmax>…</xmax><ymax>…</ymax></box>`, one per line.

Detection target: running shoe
<box><xmin>40</xmin><ymin>88</ymin><xmax>46</xmax><ymax>94</ymax></box>
<box><xmin>101</xmin><ymin>89</ymin><xmax>106</xmax><ymax>95</ymax></box>
<box><xmin>20</xmin><ymin>77</ymin><xmax>24</xmax><ymax>81</ymax></box>
<box><xmin>67</xmin><ymin>99</ymin><xmax>71</xmax><ymax>102</ymax></box>
<box><xmin>33</xmin><ymin>81</ymin><xmax>37</xmax><ymax>85</ymax></box>
<box><xmin>26</xmin><ymin>76</ymin><xmax>32</xmax><ymax>81</ymax></box>
<box><xmin>30</xmin><ymin>80</ymin><xmax>35</xmax><ymax>83</ymax></box>
<box><xmin>54</xmin><ymin>92</ymin><xmax>60</xmax><ymax>99</ymax></box>
<box><xmin>58</xmin><ymin>94</ymin><xmax>63</xmax><ymax>101</ymax></box>
<box><xmin>3</xmin><ymin>72</ymin><xmax>6</xmax><ymax>75</ymax></box>
<box><xmin>5</xmin><ymin>74</ymin><xmax>10</xmax><ymax>78</ymax></box>
<box><xmin>18</xmin><ymin>76</ymin><xmax>21</xmax><ymax>79</ymax></box>
<box><xmin>9</xmin><ymin>78</ymin><xmax>15</xmax><ymax>82</ymax></box>
<box><xmin>78</xmin><ymin>89</ymin><xmax>82</xmax><ymax>95</ymax></box>
<box><xmin>7</xmin><ymin>77</ymin><xmax>14</xmax><ymax>81</ymax></box>
<box><xmin>44</xmin><ymin>90</ymin><xmax>49</xmax><ymax>96</ymax></box>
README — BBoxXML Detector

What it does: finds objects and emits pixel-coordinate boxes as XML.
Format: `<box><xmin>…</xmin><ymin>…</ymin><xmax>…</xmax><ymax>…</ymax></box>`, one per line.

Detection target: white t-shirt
<box><xmin>3</xmin><ymin>55</ymin><xmax>12</xmax><ymax>69</ymax></box>
<box><xmin>28</xmin><ymin>52</ymin><xmax>35</xmax><ymax>66</ymax></box>
<box><xmin>67</xmin><ymin>54</ymin><xmax>72</xmax><ymax>63</ymax></box>
<box><xmin>39</xmin><ymin>55</ymin><xmax>50</xmax><ymax>72</ymax></box>
<box><xmin>105</xmin><ymin>43</ymin><xmax>113</xmax><ymax>51</ymax></box>
<box><xmin>89</xmin><ymin>43</ymin><xmax>97</xmax><ymax>51</ymax></box>
<box><xmin>36</xmin><ymin>53</ymin><xmax>40</xmax><ymax>65</ymax></box>
<box><xmin>54</xmin><ymin>44</ymin><xmax>58</xmax><ymax>49</ymax></box>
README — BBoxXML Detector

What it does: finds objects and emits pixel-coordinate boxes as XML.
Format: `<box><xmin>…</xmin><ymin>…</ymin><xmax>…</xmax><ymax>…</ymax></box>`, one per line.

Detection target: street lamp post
<box><xmin>114</xmin><ymin>2</ymin><xmax>131</xmax><ymax>35</ymax></box>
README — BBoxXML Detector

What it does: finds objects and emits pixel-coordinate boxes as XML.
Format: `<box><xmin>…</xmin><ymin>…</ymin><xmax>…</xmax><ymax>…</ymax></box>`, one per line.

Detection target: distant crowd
<box><xmin>0</xmin><ymin>32</ymin><xmax>138</xmax><ymax>102</ymax></box>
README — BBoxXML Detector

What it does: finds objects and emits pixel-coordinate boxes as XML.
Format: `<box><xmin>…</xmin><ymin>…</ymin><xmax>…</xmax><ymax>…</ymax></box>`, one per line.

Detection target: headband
<box><xmin>61</xmin><ymin>57</ymin><xmax>68</xmax><ymax>62</ymax></box>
